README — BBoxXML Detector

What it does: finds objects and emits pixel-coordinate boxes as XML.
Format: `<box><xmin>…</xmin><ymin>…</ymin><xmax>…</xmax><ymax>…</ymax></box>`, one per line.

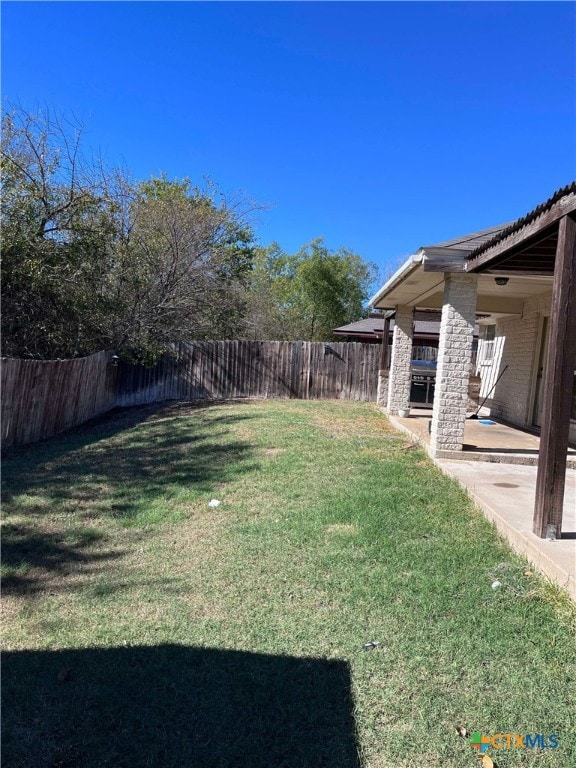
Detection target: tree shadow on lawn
<box><xmin>3</xmin><ymin>644</ymin><xmax>362</xmax><ymax>768</ymax></box>
<box><xmin>2</xmin><ymin>401</ymin><xmax>260</xmax><ymax>594</ymax></box>
<box><xmin>1</xmin><ymin>523</ymin><xmax>126</xmax><ymax>594</ymax></box>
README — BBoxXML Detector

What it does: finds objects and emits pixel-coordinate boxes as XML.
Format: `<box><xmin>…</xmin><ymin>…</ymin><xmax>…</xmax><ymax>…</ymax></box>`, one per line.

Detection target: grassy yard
<box><xmin>2</xmin><ymin>399</ymin><xmax>575</xmax><ymax>768</ymax></box>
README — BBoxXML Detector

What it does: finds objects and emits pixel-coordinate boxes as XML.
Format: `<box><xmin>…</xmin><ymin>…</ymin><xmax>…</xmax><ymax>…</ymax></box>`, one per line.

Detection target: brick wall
<box><xmin>477</xmin><ymin>292</ymin><xmax>575</xmax><ymax>442</ymax></box>
<box><xmin>487</xmin><ymin>292</ymin><xmax>551</xmax><ymax>426</ymax></box>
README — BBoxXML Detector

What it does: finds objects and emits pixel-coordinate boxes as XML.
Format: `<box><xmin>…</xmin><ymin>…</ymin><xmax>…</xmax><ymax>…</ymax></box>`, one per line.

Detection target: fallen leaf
<box><xmin>455</xmin><ymin>725</ymin><xmax>467</xmax><ymax>737</ymax></box>
<box><xmin>481</xmin><ymin>755</ymin><xmax>494</xmax><ymax>768</ymax></box>
<box><xmin>524</xmin><ymin>570</ymin><xmax>533</xmax><ymax>577</ymax></box>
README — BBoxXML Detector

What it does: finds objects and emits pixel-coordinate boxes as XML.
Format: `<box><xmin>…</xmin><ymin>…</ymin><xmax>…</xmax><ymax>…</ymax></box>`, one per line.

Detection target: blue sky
<box><xmin>2</xmin><ymin>1</ymin><xmax>575</xmax><ymax>279</ymax></box>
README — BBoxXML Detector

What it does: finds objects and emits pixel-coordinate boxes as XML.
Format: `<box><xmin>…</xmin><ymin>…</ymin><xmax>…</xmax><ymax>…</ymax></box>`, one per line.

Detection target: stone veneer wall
<box><xmin>376</xmin><ymin>372</ymin><xmax>389</xmax><ymax>407</ymax></box>
<box><xmin>430</xmin><ymin>273</ymin><xmax>478</xmax><ymax>453</ymax></box>
<box><xmin>386</xmin><ymin>305</ymin><xmax>413</xmax><ymax>414</ymax></box>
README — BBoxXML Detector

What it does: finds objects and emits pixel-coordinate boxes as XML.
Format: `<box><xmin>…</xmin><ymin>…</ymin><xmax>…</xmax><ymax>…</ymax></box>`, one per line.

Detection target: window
<box><xmin>481</xmin><ymin>324</ymin><xmax>496</xmax><ymax>363</ymax></box>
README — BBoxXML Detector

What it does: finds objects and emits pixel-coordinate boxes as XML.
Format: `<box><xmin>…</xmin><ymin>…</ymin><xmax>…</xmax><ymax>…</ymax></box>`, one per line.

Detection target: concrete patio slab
<box><xmin>384</xmin><ymin>407</ymin><xmax>576</xmax><ymax>598</ymax></box>
<box><xmin>391</xmin><ymin>408</ymin><xmax>576</xmax><ymax>466</ymax></box>
<box><xmin>438</xmin><ymin>461</ymin><xmax>576</xmax><ymax>600</ymax></box>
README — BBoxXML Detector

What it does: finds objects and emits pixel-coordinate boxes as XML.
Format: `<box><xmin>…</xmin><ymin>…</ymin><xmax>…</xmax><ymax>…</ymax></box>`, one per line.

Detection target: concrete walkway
<box><xmin>386</xmin><ymin>410</ymin><xmax>576</xmax><ymax>599</ymax></box>
<box><xmin>438</xmin><ymin>461</ymin><xmax>575</xmax><ymax>600</ymax></box>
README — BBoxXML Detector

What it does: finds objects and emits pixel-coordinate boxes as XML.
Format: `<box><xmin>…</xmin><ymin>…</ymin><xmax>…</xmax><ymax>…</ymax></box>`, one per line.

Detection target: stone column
<box><xmin>376</xmin><ymin>372</ymin><xmax>389</xmax><ymax>406</ymax></box>
<box><xmin>386</xmin><ymin>305</ymin><xmax>413</xmax><ymax>414</ymax></box>
<box><xmin>430</xmin><ymin>273</ymin><xmax>478</xmax><ymax>454</ymax></box>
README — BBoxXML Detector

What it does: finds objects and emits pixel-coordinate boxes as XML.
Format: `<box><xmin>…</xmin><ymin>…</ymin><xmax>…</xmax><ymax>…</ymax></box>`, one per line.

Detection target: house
<box><xmin>369</xmin><ymin>182</ymin><xmax>576</xmax><ymax>539</ymax></box>
<box><xmin>333</xmin><ymin>311</ymin><xmax>442</xmax><ymax>364</ymax></box>
<box><xmin>334</xmin><ymin>312</ymin><xmax>480</xmax><ymax>407</ymax></box>
<box><xmin>334</xmin><ymin>312</ymin><xmax>480</xmax><ymax>357</ymax></box>
<box><xmin>333</xmin><ymin>311</ymin><xmax>443</xmax><ymax>355</ymax></box>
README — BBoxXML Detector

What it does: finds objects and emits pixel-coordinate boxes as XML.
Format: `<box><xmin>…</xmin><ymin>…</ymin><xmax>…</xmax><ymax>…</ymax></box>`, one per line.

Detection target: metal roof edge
<box><xmin>467</xmin><ymin>182</ymin><xmax>576</xmax><ymax>261</ymax></box>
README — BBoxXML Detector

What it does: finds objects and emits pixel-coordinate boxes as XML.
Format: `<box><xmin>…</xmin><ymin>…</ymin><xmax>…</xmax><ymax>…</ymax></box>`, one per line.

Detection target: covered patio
<box><xmin>371</xmin><ymin>183</ymin><xmax>576</xmax><ymax>546</ymax></box>
<box><xmin>391</xmin><ymin>407</ymin><xmax>576</xmax><ymax>466</ymax></box>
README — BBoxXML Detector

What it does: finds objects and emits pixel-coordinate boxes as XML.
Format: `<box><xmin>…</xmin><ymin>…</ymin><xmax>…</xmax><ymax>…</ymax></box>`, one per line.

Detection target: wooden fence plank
<box><xmin>1</xmin><ymin>351</ymin><xmax>116</xmax><ymax>449</ymax></box>
<box><xmin>2</xmin><ymin>342</ymin><xmax>380</xmax><ymax>449</ymax></box>
<box><xmin>118</xmin><ymin>341</ymin><xmax>379</xmax><ymax>405</ymax></box>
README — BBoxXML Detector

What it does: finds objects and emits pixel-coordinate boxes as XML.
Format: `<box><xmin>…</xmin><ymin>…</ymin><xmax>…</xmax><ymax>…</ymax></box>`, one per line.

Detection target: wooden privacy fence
<box><xmin>1</xmin><ymin>351</ymin><xmax>117</xmax><ymax>449</ymax></box>
<box><xmin>1</xmin><ymin>341</ymin><xmax>380</xmax><ymax>448</ymax></box>
<box><xmin>116</xmin><ymin>341</ymin><xmax>380</xmax><ymax>407</ymax></box>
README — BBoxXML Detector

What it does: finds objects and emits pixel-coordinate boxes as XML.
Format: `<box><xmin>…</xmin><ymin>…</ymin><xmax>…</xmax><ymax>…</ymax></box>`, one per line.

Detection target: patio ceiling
<box><xmin>371</xmin><ymin>259</ymin><xmax>552</xmax><ymax>316</ymax></box>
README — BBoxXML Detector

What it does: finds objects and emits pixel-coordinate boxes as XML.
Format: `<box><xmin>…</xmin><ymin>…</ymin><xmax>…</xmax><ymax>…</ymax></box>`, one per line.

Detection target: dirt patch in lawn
<box><xmin>325</xmin><ymin>523</ymin><xmax>358</xmax><ymax>536</ymax></box>
<box><xmin>311</xmin><ymin>407</ymin><xmax>394</xmax><ymax>441</ymax></box>
<box><xmin>263</xmin><ymin>447</ymin><xmax>286</xmax><ymax>458</ymax></box>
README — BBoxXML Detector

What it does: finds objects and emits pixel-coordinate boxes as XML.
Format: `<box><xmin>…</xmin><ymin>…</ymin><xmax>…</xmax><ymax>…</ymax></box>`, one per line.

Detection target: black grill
<box><xmin>410</xmin><ymin>362</ymin><xmax>436</xmax><ymax>406</ymax></box>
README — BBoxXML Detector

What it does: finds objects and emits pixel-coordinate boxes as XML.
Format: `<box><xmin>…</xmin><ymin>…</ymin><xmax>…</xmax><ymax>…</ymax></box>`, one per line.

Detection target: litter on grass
<box><xmin>362</xmin><ymin>641</ymin><xmax>380</xmax><ymax>650</ymax></box>
<box><xmin>491</xmin><ymin>580</ymin><xmax>502</xmax><ymax>590</ymax></box>
<box><xmin>208</xmin><ymin>499</ymin><xmax>221</xmax><ymax>508</ymax></box>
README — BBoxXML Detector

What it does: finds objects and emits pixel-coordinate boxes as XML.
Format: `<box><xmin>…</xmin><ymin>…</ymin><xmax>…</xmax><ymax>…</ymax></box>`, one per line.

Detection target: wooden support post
<box><xmin>533</xmin><ymin>214</ymin><xmax>576</xmax><ymax>538</ymax></box>
<box><xmin>379</xmin><ymin>317</ymin><xmax>390</xmax><ymax>372</ymax></box>
<box><xmin>375</xmin><ymin>317</ymin><xmax>391</xmax><ymax>406</ymax></box>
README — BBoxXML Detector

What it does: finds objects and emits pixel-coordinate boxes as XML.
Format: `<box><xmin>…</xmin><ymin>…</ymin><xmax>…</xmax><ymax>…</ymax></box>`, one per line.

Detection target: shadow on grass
<box><xmin>1</xmin><ymin>523</ymin><xmax>125</xmax><ymax>594</ymax></box>
<box><xmin>2</xmin><ymin>399</ymin><xmax>257</xmax><ymax>474</ymax></box>
<box><xmin>3</xmin><ymin>644</ymin><xmax>361</xmax><ymax>768</ymax></box>
<box><xmin>2</xmin><ymin>401</ymin><xmax>259</xmax><ymax>593</ymax></box>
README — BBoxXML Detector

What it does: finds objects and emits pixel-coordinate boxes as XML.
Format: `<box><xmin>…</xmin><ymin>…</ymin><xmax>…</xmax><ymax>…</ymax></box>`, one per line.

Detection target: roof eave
<box><xmin>369</xmin><ymin>252</ymin><xmax>424</xmax><ymax>308</ymax></box>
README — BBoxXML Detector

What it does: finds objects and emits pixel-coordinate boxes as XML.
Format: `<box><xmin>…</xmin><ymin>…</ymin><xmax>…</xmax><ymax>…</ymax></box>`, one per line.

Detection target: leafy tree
<box><xmin>1</xmin><ymin>106</ymin><xmax>258</xmax><ymax>361</ymax></box>
<box><xmin>241</xmin><ymin>242</ymin><xmax>289</xmax><ymax>340</ymax></box>
<box><xmin>1</xmin><ymin>106</ymin><xmax>121</xmax><ymax>358</ymax></box>
<box><xmin>103</xmin><ymin>175</ymin><xmax>257</xmax><ymax>361</ymax></box>
<box><xmin>2</xmin><ymin>104</ymin><xmax>375</xmax><ymax>359</ymax></box>
<box><xmin>243</xmin><ymin>239</ymin><xmax>378</xmax><ymax>340</ymax></box>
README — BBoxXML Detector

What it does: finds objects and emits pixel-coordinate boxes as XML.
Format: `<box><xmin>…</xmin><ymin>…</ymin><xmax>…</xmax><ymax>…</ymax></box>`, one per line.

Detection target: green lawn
<box><xmin>2</xmin><ymin>399</ymin><xmax>575</xmax><ymax>768</ymax></box>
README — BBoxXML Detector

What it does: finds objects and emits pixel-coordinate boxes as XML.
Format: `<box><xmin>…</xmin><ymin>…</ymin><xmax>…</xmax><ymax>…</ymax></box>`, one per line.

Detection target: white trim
<box><xmin>369</xmin><ymin>253</ymin><xmax>424</xmax><ymax>308</ymax></box>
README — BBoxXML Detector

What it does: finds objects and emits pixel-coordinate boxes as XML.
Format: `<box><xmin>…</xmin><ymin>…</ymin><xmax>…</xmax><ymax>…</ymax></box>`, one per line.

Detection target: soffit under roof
<box><xmin>372</xmin><ymin>261</ymin><xmax>553</xmax><ymax>314</ymax></box>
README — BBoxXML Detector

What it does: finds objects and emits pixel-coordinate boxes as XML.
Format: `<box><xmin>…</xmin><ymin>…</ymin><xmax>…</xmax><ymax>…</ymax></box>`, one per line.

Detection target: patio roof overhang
<box><xmin>466</xmin><ymin>185</ymin><xmax>576</xmax><ymax>275</ymax></box>
<box><xmin>369</xmin><ymin>252</ymin><xmax>553</xmax><ymax>317</ymax></box>
<box><xmin>370</xmin><ymin>184</ymin><xmax>576</xmax><ymax>318</ymax></box>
